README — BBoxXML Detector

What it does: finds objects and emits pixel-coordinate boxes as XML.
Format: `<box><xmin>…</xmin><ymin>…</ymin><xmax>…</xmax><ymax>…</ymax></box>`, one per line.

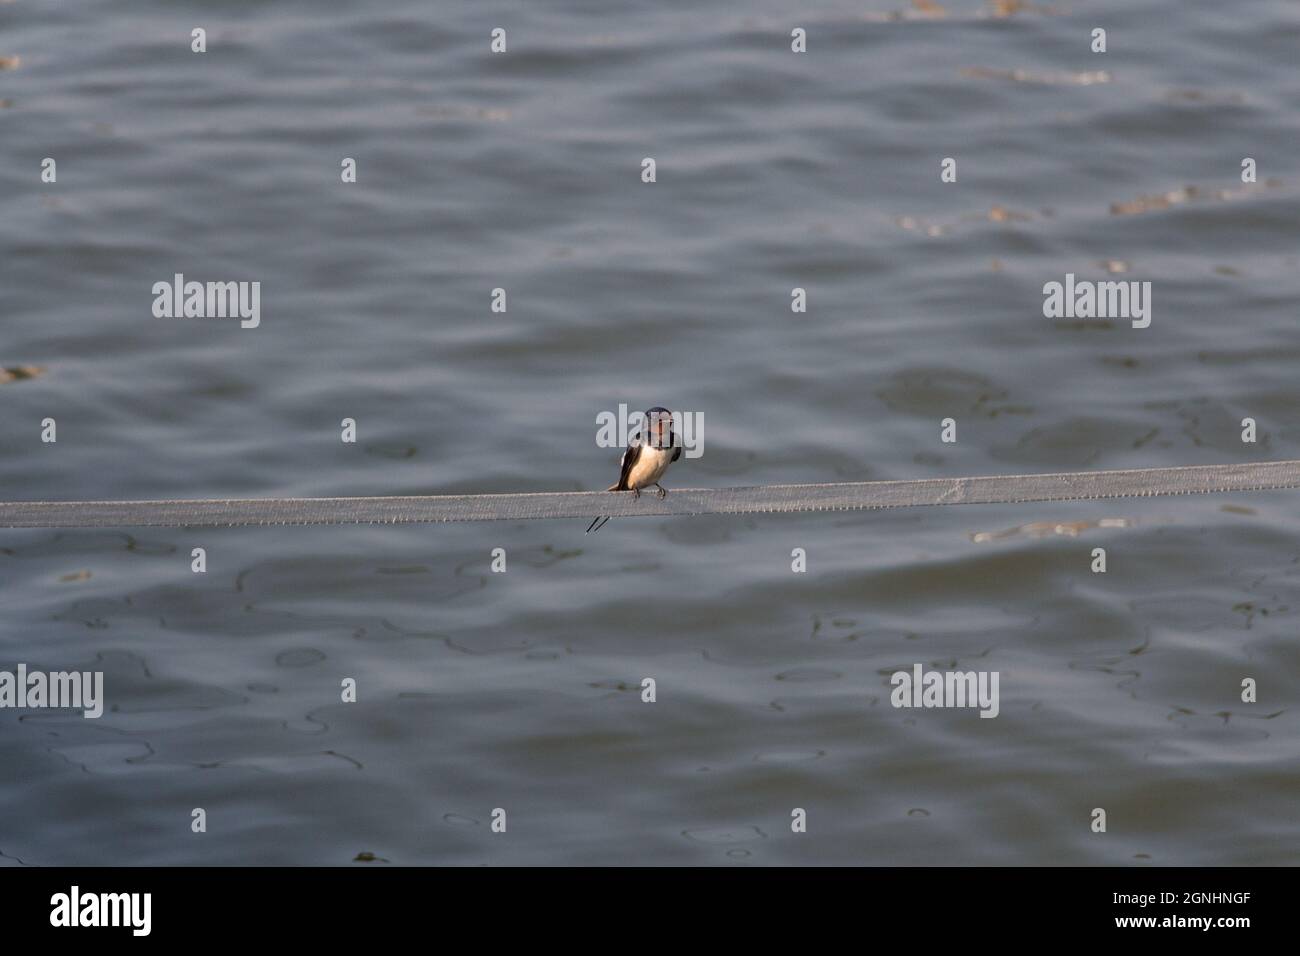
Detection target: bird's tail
<box><xmin>586</xmin><ymin>484</ymin><xmax>622</xmax><ymax>533</ymax></box>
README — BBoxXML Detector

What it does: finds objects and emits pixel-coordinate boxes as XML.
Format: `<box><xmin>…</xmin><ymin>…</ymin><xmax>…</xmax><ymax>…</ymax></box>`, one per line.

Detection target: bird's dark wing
<box><xmin>671</xmin><ymin>446</ymin><xmax>681</xmax><ymax>463</ymax></box>
<box><xmin>614</xmin><ymin>444</ymin><xmax>642</xmax><ymax>491</ymax></box>
<box><xmin>591</xmin><ymin>444</ymin><xmax>645</xmax><ymax>532</ymax></box>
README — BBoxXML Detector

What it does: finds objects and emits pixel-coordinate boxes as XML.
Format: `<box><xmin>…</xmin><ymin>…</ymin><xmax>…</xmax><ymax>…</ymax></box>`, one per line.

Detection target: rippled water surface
<box><xmin>2</xmin><ymin>0</ymin><xmax>1299</xmax><ymax>865</ymax></box>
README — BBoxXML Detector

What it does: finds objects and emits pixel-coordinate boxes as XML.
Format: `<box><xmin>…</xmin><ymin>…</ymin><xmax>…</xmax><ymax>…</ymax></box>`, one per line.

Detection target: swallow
<box><xmin>586</xmin><ymin>406</ymin><xmax>682</xmax><ymax>533</ymax></box>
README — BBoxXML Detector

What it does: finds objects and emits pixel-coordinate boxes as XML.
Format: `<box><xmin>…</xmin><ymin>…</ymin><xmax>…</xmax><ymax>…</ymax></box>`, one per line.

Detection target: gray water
<box><xmin>2</xmin><ymin>0</ymin><xmax>1299</xmax><ymax>865</ymax></box>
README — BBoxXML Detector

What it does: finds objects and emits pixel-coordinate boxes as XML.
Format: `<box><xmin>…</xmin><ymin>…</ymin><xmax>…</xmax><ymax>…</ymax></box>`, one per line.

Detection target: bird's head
<box><xmin>643</xmin><ymin>407</ymin><xmax>674</xmax><ymax>449</ymax></box>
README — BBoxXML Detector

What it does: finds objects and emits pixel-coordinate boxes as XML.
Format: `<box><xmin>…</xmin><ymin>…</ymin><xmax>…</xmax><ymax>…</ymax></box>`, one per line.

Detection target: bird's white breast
<box><xmin>626</xmin><ymin>445</ymin><xmax>674</xmax><ymax>489</ymax></box>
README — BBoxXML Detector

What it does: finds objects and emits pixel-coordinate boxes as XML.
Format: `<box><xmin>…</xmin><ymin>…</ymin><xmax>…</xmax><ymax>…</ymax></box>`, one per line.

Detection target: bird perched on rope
<box><xmin>586</xmin><ymin>407</ymin><xmax>682</xmax><ymax>533</ymax></box>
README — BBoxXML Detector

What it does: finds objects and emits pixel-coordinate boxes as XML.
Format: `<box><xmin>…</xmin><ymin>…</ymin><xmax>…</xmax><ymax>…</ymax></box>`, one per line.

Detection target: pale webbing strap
<box><xmin>1</xmin><ymin>460</ymin><xmax>1297</xmax><ymax>528</ymax></box>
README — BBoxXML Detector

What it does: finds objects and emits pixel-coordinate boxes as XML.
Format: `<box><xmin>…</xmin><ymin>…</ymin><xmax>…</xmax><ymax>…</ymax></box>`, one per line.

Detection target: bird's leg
<box><xmin>632</xmin><ymin>487</ymin><xmax>641</xmax><ymax>499</ymax></box>
<box><xmin>655</xmin><ymin>483</ymin><xmax>667</xmax><ymax>499</ymax></box>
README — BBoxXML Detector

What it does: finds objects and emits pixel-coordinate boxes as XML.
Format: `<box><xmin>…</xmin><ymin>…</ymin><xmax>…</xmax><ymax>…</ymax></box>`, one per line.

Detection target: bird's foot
<box><xmin>632</xmin><ymin>487</ymin><xmax>641</xmax><ymax>499</ymax></box>
<box><xmin>655</xmin><ymin>484</ymin><xmax>667</xmax><ymax>500</ymax></box>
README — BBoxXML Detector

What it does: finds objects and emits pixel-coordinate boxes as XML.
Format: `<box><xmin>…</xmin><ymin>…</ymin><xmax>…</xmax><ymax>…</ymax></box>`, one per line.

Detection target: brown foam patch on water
<box><xmin>971</xmin><ymin>517</ymin><xmax>1133</xmax><ymax>542</ymax></box>
<box><xmin>986</xmin><ymin>204</ymin><xmax>1032</xmax><ymax>222</ymax></box>
<box><xmin>909</xmin><ymin>0</ymin><xmax>948</xmax><ymax>17</ymax></box>
<box><xmin>894</xmin><ymin>215</ymin><xmax>949</xmax><ymax>237</ymax></box>
<box><xmin>983</xmin><ymin>0</ymin><xmax>1063</xmax><ymax>17</ymax></box>
<box><xmin>0</xmin><ymin>55</ymin><xmax>20</xmax><ymax>71</ymax></box>
<box><xmin>961</xmin><ymin>66</ymin><xmax>1109</xmax><ymax>85</ymax></box>
<box><xmin>859</xmin><ymin>0</ymin><xmax>1060</xmax><ymax>21</ymax></box>
<box><xmin>1</xmin><ymin>365</ymin><xmax>46</xmax><ymax>384</ymax></box>
<box><xmin>1110</xmin><ymin>179</ymin><xmax>1284</xmax><ymax>216</ymax></box>
<box><xmin>894</xmin><ymin>204</ymin><xmax>1035</xmax><ymax>237</ymax></box>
